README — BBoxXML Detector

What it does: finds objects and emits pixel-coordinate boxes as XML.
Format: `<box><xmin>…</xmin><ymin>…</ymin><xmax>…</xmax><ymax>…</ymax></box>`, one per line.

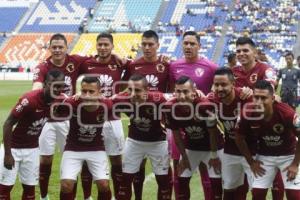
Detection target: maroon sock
<box><xmin>133</xmin><ymin>168</ymin><xmax>145</xmax><ymax>200</ymax></box>
<box><xmin>0</xmin><ymin>184</ymin><xmax>13</xmax><ymax>200</ymax></box>
<box><xmin>272</xmin><ymin>172</ymin><xmax>284</xmax><ymax>200</ymax></box>
<box><xmin>252</xmin><ymin>188</ymin><xmax>268</xmax><ymax>200</ymax></box>
<box><xmin>117</xmin><ymin>173</ymin><xmax>134</xmax><ymax>200</ymax></box>
<box><xmin>155</xmin><ymin>175</ymin><xmax>172</xmax><ymax>200</ymax></box>
<box><xmin>286</xmin><ymin>189</ymin><xmax>300</xmax><ymax>200</ymax></box>
<box><xmin>98</xmin><ymin>189</ymin><xmax>112</xmax><ymax>200</ymax></box>
<box><xmin>236</xmin><ymin>175</ymin><xmax>249</xmax><ymax>200</ymax></box>
<box><xmin>72</xmin><ymin>181</ymin><xmax>77</xmax><ymax>199</ymax></box>
<box><xmin>111</xmin><ymin>165</ymin><xmax>123</xmax><ymax>198</ymax></box>
<box><xmin>60</xmin><ymin>191</ymin><xmax>74</xmax><ymax>200</ymax></box>
<box><xmin>223</xmin><ymin>190</ymin><xmax>236</xmax><ymax>200</ymax></box>
<box><xmin>22</xmin><ymin>184</ymin><xmax>35</xmax><ymax>200</ymax></box>
<box><xmin>178</xmin><ymin>177</ymin><xmax>191</xmax><ymax>200</ymax></box>
<box><xmin>81</xmin><ymin>163</ymin><xmax>93</xmax><ymax>199</ymax></box>
<box><xmin>209</xmin><ymin>178</ymin><xmax>222</xmax><ymax>200</ymax></box>
<box><xmin>173</xmin><ymin>161</ymin><xmax>180</xmax><ymax>200</ymax></box>
<box><xmin>39</xmin><ymin>163</ymin><xmax>52</xmax><ymax>198</ymax></box>
<box><xmin>199</xmin><ymin>166</ymin><xmax>212</xmax><ymax>200</ymax></box>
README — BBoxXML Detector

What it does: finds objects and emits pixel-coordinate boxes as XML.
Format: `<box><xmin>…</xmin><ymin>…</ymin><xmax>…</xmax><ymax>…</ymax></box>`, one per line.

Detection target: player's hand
<box><xmin>250</xmin><ymin>160</ymin><xmax>265</xmax><ymax>178</ymax></box>
<box><xmin>177</xmin><ymin>156</ymin><xmax>191</xmax><ymax>176</ymax></box>
<box><xmin>4</xmin><ymin>154</ymin><xmax>14</xmax><ymax>170</ymax></box>
<box><xmin>208</xmin><ymin>157</ymin><xmax>221</xmax><ymax>174</ymax></box>
<box><xmin>158</xmin><ymin>54</ymin><xmax>171</xmax><ymax>65</ymax></box>
<box><xmin>240</xmin><ymin>87</ymin><xmax>253</xmax><ymax>100</ymax></box>
<box><xmin>283</xmin><ymin>163</ymin><xmax>299</xmax><ymax>181</ymax></box>
<box><xmin>196</xmin><ymin>89</ymin><xmax>205</xmax><ymax>98</ymax></box>
<box><xmin>72</xmin><ymin>92</ymin><xmax>81</xmax><ymax>101</ymax></box>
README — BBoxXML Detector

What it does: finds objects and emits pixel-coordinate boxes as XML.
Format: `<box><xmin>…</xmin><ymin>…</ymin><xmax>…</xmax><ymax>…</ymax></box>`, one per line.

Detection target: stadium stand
<box><xmin>0</xmin><ymin>7</ymin><xmax>28</xmax><ymax>32</ymax></box>
<box><xmin>71</xmin><ymin>33</ymin><xmax>142</xmax><ymax>59</ymax></box>
<box><xmin>21</xmin><ymin>0</ymin><xmax>96</xmax><ymax>32</ymax></box>
<box><xmin>0</xmin><ymin>33</ymin><xmax>75</xmax><ymax>69</ymax></box>
<box><xmin>88</xmin><ymin>0</ymin><xmax>162</xmax><ymax>32</ymax></box>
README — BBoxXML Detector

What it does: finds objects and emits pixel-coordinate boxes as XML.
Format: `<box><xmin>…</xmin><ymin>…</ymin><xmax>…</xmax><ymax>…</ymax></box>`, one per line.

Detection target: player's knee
<box><xmin>40</xmin><ymin>155</ymin><xmax>53</xmax><ymax>165</ymax></box>
<box><xmin>60</xmin><ymin>180</ymin><xmax>75</xmax><ymax>193</ymax></box>
<box><xmin>109</xmin><ymin>155</ymin><xmax>122</xmax><ymax>166</ymax></box>
<box><xmin>96</xmin><ymin>180</ymin><xmax>110</xmax><ymax>192</ymax></box>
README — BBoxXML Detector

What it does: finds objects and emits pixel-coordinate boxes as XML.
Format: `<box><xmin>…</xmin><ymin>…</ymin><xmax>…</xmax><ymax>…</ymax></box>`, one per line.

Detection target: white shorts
<box><xmin>60</xmin><ymin>151</ymin><xmax>109</xmax><ymax>181</ymax></box>
<box><xmin>39</xmin><ymin>121</ymin><xmax>69</xmax><ymax>155</ymax></box>
<box><xmin>122</xmin><ymin>138</ymin><xmax>170</xmax><ymax>175</ymax></box>
<box><xmin>103</xmin><ymin>120</ymin><xmax>125</xmax><ymax>156</ymax></box>
<box><xmin>180</xmin><ymin>149</ymin><xmax>223</xmax><ymax>178</ymax></box>
<box><xmin>0</xmin><ymin>145</ymin><xmax>39</xmax><ymax>185</ymax></box>
<box><xmin>222</xmin><ymin>153</ymin><xmax>254</xmax><ymax>189</ymax></box>
<box><xmin>252</xmin><ymin>155</ymin><xmax>300</xmax><ymax>190</ymax></box>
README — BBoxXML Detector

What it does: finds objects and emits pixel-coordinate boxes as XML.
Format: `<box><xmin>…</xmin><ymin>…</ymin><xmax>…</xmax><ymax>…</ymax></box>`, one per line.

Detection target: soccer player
<box><xmin>79</xmin><ymin>32</ymin><xmax>126</xmax><ymax>198</ymax></box>
<box><xmin>32</xmin><ymin>33</ymin><xmax>94</xmax><ymax>200</ymax></box>
<box><xmin>123</xmin><ymin>30</ymin><xmax>171</xmax><ymax>199</ymax></box>
<box><xmin>59</xmin><ymin>76</ymin><xmax>112</xmax><ymax>200</ymax></box>
<box><xmin>0</xmin><ymin>69</ymin><xmax>65</xmax><ymax>200</ymax></box>
<box><xmin>236</xmin><ymin>80</ymin><xmax>300</xmax><ymax>200</ymax></box>
<box><xmin>208</xmin><ymin>68</ymin><xmax>255</xmax><ymax>200</ymax></box>
<box><xmin>116</xmin><ymin>74</ymin><xmax>172</xmax><ymax>200</ymax></box>
<box><xmin>232</xmin><ymin>37</ymin><xmax>283</xmax><ymax>200</ymax></box>
<box><xmin>165</xmin><ymin>76</ymin><xmax>223</xmax><ymax>200</ymax></box>
<box><xmin>168</xmin><ymin>31</ymin><xmax>218</xmax><ymax>200</ymax></box>
<box><xmin>276</xmin><ymin>51</ymin><xmax>300</xmax><ymax>109</ymax></box>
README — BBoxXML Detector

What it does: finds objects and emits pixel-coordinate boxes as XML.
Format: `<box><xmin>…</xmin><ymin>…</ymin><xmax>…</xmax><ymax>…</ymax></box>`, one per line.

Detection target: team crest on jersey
<box><xmin>108</xmin><ymin>64</ymin><xmax>118</xmax><ymax>71</ymax></box>
<box><xmin>66</xmin><ymin>63</ymin><xmax>75</xmax><ymax>73</ymax></box>
<box><xmin>273</xmin><ymin>123</ymin><xmax>284</xmax><ymax>134</ymax></box>
<box><xmin>156</xmin><ymin>64</ymin><xmax>165</xmax><ymax>73</ymax></box>
<box><xmin>249</xmin><ymin>73</ymin><xmax>258</xmax><ymax>83</ymax></box>
<box><xmin>195</xmin><ymin>68</ymin><xmax>204</xmax><ymax>77</ymax></box>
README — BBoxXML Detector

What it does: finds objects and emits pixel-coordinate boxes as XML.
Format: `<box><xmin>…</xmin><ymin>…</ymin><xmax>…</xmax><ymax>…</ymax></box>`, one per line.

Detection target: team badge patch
<box><xmin>156</xmin><ymin>64</ymin><xmax>165</xmax><ymax>73</ymax></box>
<box><xmin>273</xmin><ymin>123</ymin><xmax>284</xmax><ymax>134</ymax></box>
<box><xmin>108</xmin><ymin>64</ymin><xmax>118</xmax><ymax>71</ymax></box>
<box><xmin>66</xmin><ymin>63</ymin><xmax>75</xmax><ymax>73</ymax></box>
<box><xmin>249</xmin><ymin>73</ymin><xmax>258</xmax><ymax>83</ymax></box>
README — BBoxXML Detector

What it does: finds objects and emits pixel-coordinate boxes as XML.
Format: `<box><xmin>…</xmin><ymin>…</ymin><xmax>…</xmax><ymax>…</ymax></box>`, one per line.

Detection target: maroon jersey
<box><xmin>113</xmin><ymin>92</ymin><xmax>166</xmax><ymax>142</ymax></box>
<box><xmin>63</xmin><ymin>97</ymin><xmax>113</xmax><ymax>152</ymax></box>
<box><xmin>79</xmin><ymin>55</ymin><xmax>125</xmax><ymax>97</ymax></box>
<box><xmin>237</xmin><ymin>102</ymin><xmax>298</xmax><ymax>156</ymax></box>
<box><xmin>232</xmin><ymin>62</ymin><xmax>276</xmax><ymax>89</ymax></box>
<box><xmin>165</xmin><ymin>97</ymin><xmax>223</xmax><ymax>151</ymax></box>
<box><xmin>123</xmin><ymin>57</ymin><xmax>169</xmax><ymax>92</ymax></box>
<box><xmin>208</xmin><ymin>88</ymin><xmax>257</xmax><ymax>155</ymax></box>
<box><xmin>33</xmin><ymin>54</ymin><xmax>88</xmax><ymax>95</ymax></box>
<box><xmin>10</xmin><ymin>89</ymin><xmax>49</xmax><ymax>148</ymax></box>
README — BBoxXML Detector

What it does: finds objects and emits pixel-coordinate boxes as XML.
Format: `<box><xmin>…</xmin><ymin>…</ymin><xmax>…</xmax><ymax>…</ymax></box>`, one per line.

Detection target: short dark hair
<box><xmin>82</xmin><ymin>76</ymin><xmax>101</xmax><ymax>88</ymax></box>
<box><xmin>175</xmin><ymin>76</ymin><xmax>195</xmax><ymax>87</ymax></box>
<box><xmin>227</xmin><ymin>53</ymin><xmax>236</xmax><ymax>63</ymax></box>
<box><xmin>142</xmin><ymin>30</ymin><xmax>159</xmax><ymax>42</ymax></box>
<box><xmin>254</xmin><ymin>80</ymin><xmax>274</xmax><ymax>95</ymax></box>
<box><xmin>214</xmin><ymin>67</ymin><xmax>235</xmax><ymax>82</ymax></box>
<box><xmin>96</xmin><ymin>32</ymin><xmax>113</xmax><ymax>44</ymax></box>
<box><xmin>50</xmin><ymin>33</ymin><xmax>67</xmax><ymax>45</ymax></box>
<box><xmin>183</xmin><ymin>31</ymin><xmax>200</xmax><ymax>44</ymax></box>
<box><xmin>236</xmin><ymin>37</ymin><xmax>256</xmax><ymax>48</ymax></box>
<box><xmin>129</xmin><ymin>74</ymin><xmax>148</xmax><ymax>88</ymax></box>
<box><xmin>45</xmin><ymin>69</ymin><xmax>64</xmax><ymax>82</ymax></box>
<box><xmin>285</xmin><ymin>51</ymin><xmax>294</xmax><ymax>58</ymax></box>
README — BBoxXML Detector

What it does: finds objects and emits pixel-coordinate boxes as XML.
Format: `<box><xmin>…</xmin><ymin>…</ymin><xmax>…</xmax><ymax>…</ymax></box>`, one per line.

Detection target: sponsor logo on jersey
<box><xmin>99</xmin><ymin>75</ymin><xmax>113</xmax><ymax>86</ymax></box>
<box><xmin>146</xmin><ymin>75</ymin><xmax>159</xmax><ymax>87</ymax></box>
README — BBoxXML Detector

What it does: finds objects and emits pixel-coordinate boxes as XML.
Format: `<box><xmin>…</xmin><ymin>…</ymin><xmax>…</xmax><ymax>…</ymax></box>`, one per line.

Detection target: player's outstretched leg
<box><xmin>95</xmin><ymin>180</ymin><xmax>111</xmax><ymax>200</ymax></box>
<box><xmin>81</xmin><ymin>162</ymin><xmax>93</xmax><ymax>200</ymax></box>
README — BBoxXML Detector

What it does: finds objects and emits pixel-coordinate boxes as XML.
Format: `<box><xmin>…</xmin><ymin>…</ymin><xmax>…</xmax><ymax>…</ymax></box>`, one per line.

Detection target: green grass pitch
<box><xmin>0</xmin><ymin>80</ymin><xmax>274</xmax><ymax>199</ymax></box>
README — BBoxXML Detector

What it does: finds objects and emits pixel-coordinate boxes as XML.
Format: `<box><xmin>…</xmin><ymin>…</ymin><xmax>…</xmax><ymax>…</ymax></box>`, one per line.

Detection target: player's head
<box><xmin>128</xmin><ymin>74</ymin><xmax>148</xmax><ymax>103</ymax></box>
<box><xmin>235</xmin><ymin>37</ymin><xmax>256</xmax><ymax>67</ymax></box>
<box><xmin>213</xmin><ymin>67</ymin><xmax>235</xmax><ymax>100</ymax></box>
<box><xmin>80</xmin><ymin>76</ymin><xmax>101</xmax><ymax>103</ymax></box>
<box><xmin>49</xmin><ymin>33</ymin><xmax>68</xmax><ymax>61</ymax></box>
<box><xmin>182</xmin><ymin>31</ymin><xmax>200</xmax><ymax>61</ymax></box>
<box><xmin>141</xmin><ymin>30</ymin><xmax>159</xmax><ymax>60</ymax></box>
<box><xmin>175</xmin><ymin>76</ymin><xmax>196</xmax><ymax>103</ymax></box>
<box><xmin>227</xmin><ymin>53</ymin><xmax>236</xmax><ymax>68</ymax></box>
<box><xmin>44</xmin><ymin>69</ymin><xmax>65</xmax><ymax>99</ymax></box>
<box><xmin>96</xmin><ymin>32</ymin><xmax>114</xmax><ymax>59</ymax></box>
<box><xmin>284</xmin><ymin>51</ymin><xmax>294</xmax><ymax>67</ymax></box>
<box><xmin>253</xmin><ymin>80</ymin><xmax>274</xmax><ymax>112</ymax></box>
